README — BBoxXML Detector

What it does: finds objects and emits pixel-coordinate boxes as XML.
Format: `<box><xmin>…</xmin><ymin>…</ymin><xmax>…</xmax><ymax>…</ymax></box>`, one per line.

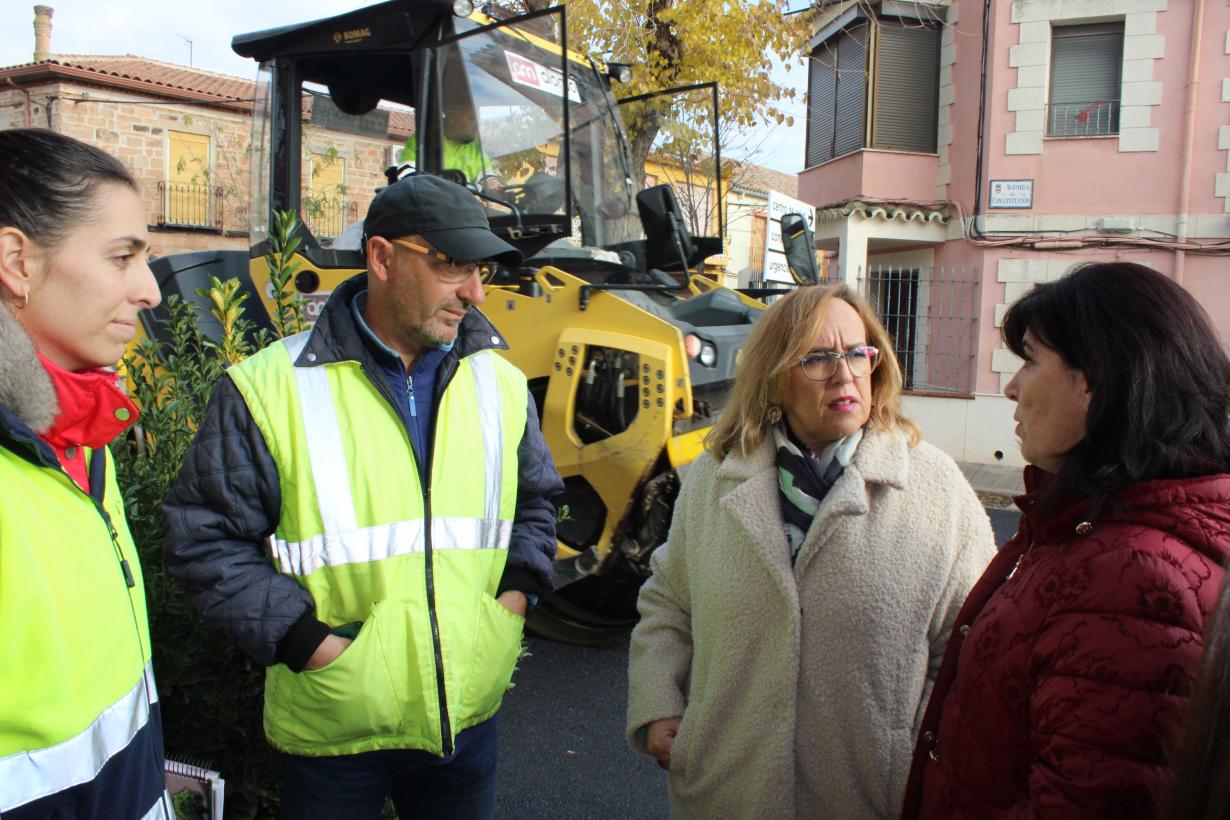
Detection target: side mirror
<box><xmin>780</xmin><ymin>212</ymin><xmax>819</xmax><ymax>286</ymax></box>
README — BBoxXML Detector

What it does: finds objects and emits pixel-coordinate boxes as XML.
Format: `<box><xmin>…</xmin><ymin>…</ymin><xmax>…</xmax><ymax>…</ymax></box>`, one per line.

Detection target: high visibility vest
<box><xmin>0</xmin><ymin>444</ymin><xmax>168</xmax><ymax>818</ymax></box>
<box><xmin>227</xmin><ymin>332</ymin><xmax>527</xmax><ymax>757</ymax></box>
<box><xmin>399</xmin><ymin>134</ymin><xmax>495</xmax><ymax>184</ymax></box>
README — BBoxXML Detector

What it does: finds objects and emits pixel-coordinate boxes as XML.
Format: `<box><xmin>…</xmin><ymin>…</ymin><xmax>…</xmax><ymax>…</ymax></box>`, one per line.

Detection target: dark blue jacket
<box><xmin>163</xmin><ymin>274</ymin><xmax>563</xmax><ymax>672</ymax></box>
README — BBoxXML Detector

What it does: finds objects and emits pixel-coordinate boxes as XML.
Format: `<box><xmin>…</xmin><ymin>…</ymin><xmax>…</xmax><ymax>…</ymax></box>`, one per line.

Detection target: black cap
<box><xmin>362</xmin><ymin>174</ymin><xmax>523</xmax><ymax>267</ymax></box>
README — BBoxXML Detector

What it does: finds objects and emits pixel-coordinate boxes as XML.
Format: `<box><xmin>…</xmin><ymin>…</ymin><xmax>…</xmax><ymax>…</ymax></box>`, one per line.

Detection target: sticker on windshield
<box><xmin>505</xmin><ymin>52</ymin><xmax>581</xmax><ymax>103</ymax></box>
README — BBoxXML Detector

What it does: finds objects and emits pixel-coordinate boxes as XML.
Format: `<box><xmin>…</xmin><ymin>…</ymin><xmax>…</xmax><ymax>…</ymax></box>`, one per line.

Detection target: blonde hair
<box><xmin>706</xmin><ymin>283</ymin><xmax>920</xmax><ymax>460</ymax></box>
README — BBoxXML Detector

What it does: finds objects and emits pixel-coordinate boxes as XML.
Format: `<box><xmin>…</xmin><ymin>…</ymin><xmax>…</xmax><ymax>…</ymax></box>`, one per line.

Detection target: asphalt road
<box><xmin>495</xmin><ymin>506</ymin><xmax>1022</xmax><ymax>819</ymax></box>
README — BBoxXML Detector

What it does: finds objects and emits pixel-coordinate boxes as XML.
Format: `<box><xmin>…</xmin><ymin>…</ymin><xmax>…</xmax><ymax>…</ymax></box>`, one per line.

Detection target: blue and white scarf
<box><xmin>773</xmin><ymin>422</ymin><xmax>863</xmax><ymax>562</ymax></box>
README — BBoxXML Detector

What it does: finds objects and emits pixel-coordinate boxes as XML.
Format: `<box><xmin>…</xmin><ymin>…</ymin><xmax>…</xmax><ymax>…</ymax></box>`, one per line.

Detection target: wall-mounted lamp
<box><xmin>607</xmin><ymin>62</ymin><xmax>633</xmax><ymax>84</ymax></box>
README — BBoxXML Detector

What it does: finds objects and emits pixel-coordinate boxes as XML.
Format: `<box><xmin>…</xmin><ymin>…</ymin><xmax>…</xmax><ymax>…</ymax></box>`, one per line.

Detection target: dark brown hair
<box><xmin>0</xmin><ymin>128</ymin><xmax>138</xmax><ymax>249</ymax></box>
<box><xmin>1002</xmin><ymin>261</ymin><xmax>1230</xmax><ymax>504</ymax></box>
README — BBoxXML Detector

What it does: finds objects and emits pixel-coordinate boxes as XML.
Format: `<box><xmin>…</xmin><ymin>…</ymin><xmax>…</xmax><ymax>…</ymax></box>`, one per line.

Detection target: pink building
<box><xmin>799</xmin><ymin>0</ymin><xmax>1230</xmax><ymax>468</ymax></box>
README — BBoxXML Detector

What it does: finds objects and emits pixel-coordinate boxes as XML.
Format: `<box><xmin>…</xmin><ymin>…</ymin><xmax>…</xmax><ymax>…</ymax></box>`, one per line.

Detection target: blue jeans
<box><xmin>272</xmin><ymin>718</ymin><xmax>499</xmax><ymax>820</ymax></box>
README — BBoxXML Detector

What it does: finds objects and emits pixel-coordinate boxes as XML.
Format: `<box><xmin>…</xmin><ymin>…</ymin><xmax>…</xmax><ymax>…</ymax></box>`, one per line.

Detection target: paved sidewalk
<box><xmin>958</xmin><ymin>461</ymin><xmax>1025</xmax><ymax>497</ymax></box>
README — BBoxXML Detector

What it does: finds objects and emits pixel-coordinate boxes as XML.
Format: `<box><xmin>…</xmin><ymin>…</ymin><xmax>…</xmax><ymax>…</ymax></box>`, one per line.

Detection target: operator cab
<box><xmin>235</xmin><ymin>1</ymin><xmax>629</xmax><ymax>264</ymax></box>
<box><xmin>234</xmin><ymin>0</ymin><xmax>727</xmax><ymax>285</ymax></box>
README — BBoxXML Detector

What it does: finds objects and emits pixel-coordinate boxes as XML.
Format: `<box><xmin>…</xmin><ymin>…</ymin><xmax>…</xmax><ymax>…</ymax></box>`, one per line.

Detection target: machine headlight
<box><xmin>698</xmin><ymin>343</ymin><xmax>717</xmax><ymax>368</ymax></box>
<box><xmin>453</xmin><ymin>0</ymin><xmax>476</xmax><ymax>17</ymax></box>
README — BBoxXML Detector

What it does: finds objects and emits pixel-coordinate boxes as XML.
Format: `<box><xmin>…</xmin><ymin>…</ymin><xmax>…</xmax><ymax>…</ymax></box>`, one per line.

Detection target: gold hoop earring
<box><xmin>766</xmin><ymin>404</ymin><xmax>782</xmax><ymax>424</ymax></box>
<box><xmin>12</xmin><ymin>288</ymin><xmax>28</xmax><ymax>310</ymax></box>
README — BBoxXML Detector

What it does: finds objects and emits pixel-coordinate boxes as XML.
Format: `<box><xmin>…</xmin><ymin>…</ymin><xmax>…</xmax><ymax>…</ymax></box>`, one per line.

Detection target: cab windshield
<box><xmin>442</xmin><ymin>14</ymin><xmax>636</xmax><ymax>247</ymax></box>
<box><xmin>246</xmin><ymin>9</ymin><xmax>641</xmax><ymax>255</ymax></box>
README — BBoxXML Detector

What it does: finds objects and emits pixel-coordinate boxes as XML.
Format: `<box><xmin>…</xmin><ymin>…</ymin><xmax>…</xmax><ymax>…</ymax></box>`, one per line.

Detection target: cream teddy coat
<box><xmin>626</xmin><ymin>427</ymin><xmax>996</xmax><ymax>819</ymax></box>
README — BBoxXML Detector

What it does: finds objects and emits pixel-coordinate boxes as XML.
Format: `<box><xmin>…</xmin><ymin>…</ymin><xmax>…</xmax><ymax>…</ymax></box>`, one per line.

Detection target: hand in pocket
<box><xmin>496</xmin><ymin>590</ymin><xmax>528</xmax><ymax>617</ymax></box>
<box><xmin>303</xmin><ymin>634</ymin><xmax>353</xmax><ymax>671</ymax></box>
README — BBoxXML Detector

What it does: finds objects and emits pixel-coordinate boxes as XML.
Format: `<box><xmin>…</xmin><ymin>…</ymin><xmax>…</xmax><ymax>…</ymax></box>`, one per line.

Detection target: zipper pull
<box><xmin>1006</xmin><ymin>537</ymin><xmax>1036</xmax><ymax>582</ymax></box>
<box><xmin>100</xmin><ymin>508</ymin><xmax>137</xmax><ymax>589</ymax></box>
<box><xmin>1005</xmin><ymin>553</ymin><xmax>1025</xmax><ymax>581</ymax></box>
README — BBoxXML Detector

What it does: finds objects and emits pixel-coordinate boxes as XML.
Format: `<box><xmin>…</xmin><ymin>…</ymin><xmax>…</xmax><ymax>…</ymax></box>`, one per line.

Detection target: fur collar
<box><xmin>0</xmin><ymin>304</ymin><xmax>58</xmax><ymax>434</ymax></box>
<box><xmin>716</xmin><ymin>425</ymin><xmax>910</xmax><ymax>490</ymax></box>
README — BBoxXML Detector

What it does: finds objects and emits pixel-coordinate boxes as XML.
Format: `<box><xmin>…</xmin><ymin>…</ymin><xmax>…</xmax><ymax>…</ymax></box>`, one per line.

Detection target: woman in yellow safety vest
<box><xmin>0</xmin><ymin>128</ymin><xmax>171</xmax><ymax>819</ymax></box>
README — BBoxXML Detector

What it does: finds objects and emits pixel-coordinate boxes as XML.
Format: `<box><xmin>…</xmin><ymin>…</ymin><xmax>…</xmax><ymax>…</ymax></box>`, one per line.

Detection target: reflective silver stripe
<box><xmin>0</xmin><ymin>662</ymin><xmax>159</xmax><ymax>812</ymax></box>
<box><xmin>272</xmin><ymin>344</ymin><xmax>509</xmax><ymax>576</ymax></box>
<box><xmin>140</xmin><ymin>792</ymin><xmax>175</xmax><ymax>820</ymax></box>
<box><xmin>434</xmin><ymin>515</ymin><xmax>511</xmax><ymax>553</ymax></box>
<box><xmin>470</xmin><ymin>351</ymin><xmax>504</xmax><ymax>537</ymax></box>
<box><xmin>273</xmin><ymin>517</ymin><xmax>512</xmax><ymax>576</ymax></box>
<box><xmin>284</xmin><ymin>334</ymin><xmax>358</xmax><ymax>535</ymax></box>
<box><xmin>143</xmin><ymin>662</ymin><xmax>159</xmax><ymax>704</ymax></box>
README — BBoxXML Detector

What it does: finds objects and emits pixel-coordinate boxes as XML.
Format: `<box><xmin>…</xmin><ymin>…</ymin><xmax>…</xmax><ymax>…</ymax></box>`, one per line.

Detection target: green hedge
<box><xmin>114</xmin><ymin>213</ymin><xmax>307</xmax><ymax>818</ymax></box>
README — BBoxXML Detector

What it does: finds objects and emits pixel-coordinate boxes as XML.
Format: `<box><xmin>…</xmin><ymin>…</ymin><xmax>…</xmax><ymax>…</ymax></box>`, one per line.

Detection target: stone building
<box><xmin>1</xmin><ymin>5</ymin><xmax>410</xmax><ymax>257</ymax></box>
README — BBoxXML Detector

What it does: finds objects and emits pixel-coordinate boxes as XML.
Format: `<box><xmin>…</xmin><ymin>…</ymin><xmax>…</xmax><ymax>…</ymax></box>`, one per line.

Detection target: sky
<box><xmin>0</xmin><ymin>0</ymin><xmax>807</xmax><ymax>173</ymax></box>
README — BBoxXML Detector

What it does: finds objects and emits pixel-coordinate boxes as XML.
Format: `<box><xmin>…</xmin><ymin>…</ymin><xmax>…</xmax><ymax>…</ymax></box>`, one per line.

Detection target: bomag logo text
<box><xmin>332</xmin><ymin>27</ymin><xmax>372</xmax><ymax>45</ymax></box>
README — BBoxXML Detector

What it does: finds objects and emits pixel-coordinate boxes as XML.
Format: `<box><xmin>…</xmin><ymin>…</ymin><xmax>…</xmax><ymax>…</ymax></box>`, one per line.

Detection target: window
<box><xmin>805</xmin><ymin>19</ymin><xmax>940</xmax><ymax>168</ymax></box>
<box><xmin>304</xmin><ymin>151</ymin><xmax>352</xmax><ymax>240</ymax></box>
<box><xmin>867</xmin><ymin>267</ymin><xmax>920</xmax><ymax>389</ymax></box>
<box><xmin>1047</xmin><ymin>22</ymin><xmax>1123</xmax><ymax>137</ymax></box>
<box><xmin>872</xmin><ymin>22</ymin><xmax>941</xmax><ymax>153</ymax></box>
<box><xmin>748</xmin><ymin>212</ymin><xmax>768</xmax><ymax>272</ymax></box>
<box><xmin>860</xmin><ymin>265</ymin><xmax>981</xmax><ymax>395</ymax></box>
<box><xmin>165</xmin><ymin>130</ymin><xmax>212</xmax><ymax>227</ymax></box>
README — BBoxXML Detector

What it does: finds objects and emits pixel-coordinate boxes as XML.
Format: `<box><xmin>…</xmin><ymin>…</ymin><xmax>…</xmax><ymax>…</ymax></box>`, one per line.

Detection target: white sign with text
<box><xmin>505</xmin><ymin>52</ymin><xmax>581</xmax><ymax>104</ymax></box>
<box><xmin>988</xmin><ymin>179</ymin><xmax>1034</xmax><ymax>209</ymax></box>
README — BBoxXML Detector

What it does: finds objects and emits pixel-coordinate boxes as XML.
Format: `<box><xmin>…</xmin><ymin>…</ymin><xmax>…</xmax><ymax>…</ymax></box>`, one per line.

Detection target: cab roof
<box><xmin>232</xmin><ymin>0</ymin><xmax>456</xmax><ymax>106</ymax></box>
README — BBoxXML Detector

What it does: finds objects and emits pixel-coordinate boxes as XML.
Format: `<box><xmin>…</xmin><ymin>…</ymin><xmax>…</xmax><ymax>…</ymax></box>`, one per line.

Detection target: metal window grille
<box><xmin>1046</xmin><ymin>99</ymin><xmax>1121</xmax><ymax>137</ymax></box>
<box><xmin>158</xmin><ymin>181</ymin><xmax>223</xmax><ymax>230</ymax></box>
<box><xmin>303</xmin><ymin>200</ymin><xmax>359</xmax><ymax>242</ymax></box>
<box><xmin>850</xmin><ymin>265</ymin><xmax>982</xmax><ymax>395</ymax></box>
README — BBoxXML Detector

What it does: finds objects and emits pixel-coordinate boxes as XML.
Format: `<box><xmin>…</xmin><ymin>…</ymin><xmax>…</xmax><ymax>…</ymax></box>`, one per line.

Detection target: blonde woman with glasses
<box><xmin>626</xmin><ymin>283</ymin><xmax>996</xmax><ymax>819</ymax></box>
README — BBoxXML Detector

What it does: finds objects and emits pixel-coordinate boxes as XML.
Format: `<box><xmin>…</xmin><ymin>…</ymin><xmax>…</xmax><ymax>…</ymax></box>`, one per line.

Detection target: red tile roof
<box><xmin>0</xmin><ymin>54</ymin><xmax>415</xmax><ymax>135</ymax></box>
<box><xmin>0</xmin><ymin>54</ymin><xmax>253</xmax><ymax>105</ymax></box>
<box><xmin>731</xmin><ymin>163</ymin><xmax>799</xmax><ymax>197</ymax></box>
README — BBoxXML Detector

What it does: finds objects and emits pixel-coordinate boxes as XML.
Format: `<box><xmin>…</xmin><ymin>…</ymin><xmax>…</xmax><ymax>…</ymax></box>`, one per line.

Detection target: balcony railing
<box><xmin>1046</xmin><ymin>99</ymin><xmax>1120</xmax><ymax>138</ymax></box>
<box><xmin>303</xmin><ymin>199</ymin><xmax>359</xmax><ymax>242</ymax></box>
<box><xmin>158</xmin><ymin>181</ymin><xmax>223</xmax><ymax>230</ymax></box>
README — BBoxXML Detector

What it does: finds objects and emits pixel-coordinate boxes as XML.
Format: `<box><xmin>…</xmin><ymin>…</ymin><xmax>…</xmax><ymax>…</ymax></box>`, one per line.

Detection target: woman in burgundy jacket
<box><xmin>901</xmin><ymin>262</ymin><xmax>1230</xmax><ymax>820</ymax></box>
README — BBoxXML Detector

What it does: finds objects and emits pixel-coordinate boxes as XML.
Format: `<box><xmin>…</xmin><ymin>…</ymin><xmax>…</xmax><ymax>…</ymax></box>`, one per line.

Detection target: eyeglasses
<box><xmin>391</xmin><ymin>238</ymin><xmax>498</xmax><ymax>284</ymax></box>
<box><xmin>797</xmin><ymin>346</ymin><xmax>880</xmax><ymax>382</ymax></box>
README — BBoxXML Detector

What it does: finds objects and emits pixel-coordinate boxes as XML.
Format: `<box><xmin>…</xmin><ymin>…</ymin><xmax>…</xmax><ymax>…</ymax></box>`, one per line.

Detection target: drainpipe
<box><xmin>1174</xmin><ymin>0</ymin><xmax>1205</xmax><ymax>286</ymax></box>
<box><xmin>5</xmin><ymin>77</ymin><xmax>32</xmax><ymax>127</ymax></box>
<box><xmin>968</xmin><ymin>0</ymin><xmax>993</xmax><ymax>239</ymax></box>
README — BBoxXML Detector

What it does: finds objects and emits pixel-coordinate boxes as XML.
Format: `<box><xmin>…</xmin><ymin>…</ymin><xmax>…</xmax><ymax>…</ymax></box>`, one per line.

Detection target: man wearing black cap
<box><xmin>164</xmin><ymin>174</ymin><xmax>563</xmax><ymax>819</ymax></box>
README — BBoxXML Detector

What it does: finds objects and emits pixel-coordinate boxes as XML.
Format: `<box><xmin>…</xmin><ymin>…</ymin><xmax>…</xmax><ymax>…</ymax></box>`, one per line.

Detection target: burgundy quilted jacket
<box><xmin>901</xmin><ymin>467</ymin><xmax>1230</xmax><ymax>820</ymax></box>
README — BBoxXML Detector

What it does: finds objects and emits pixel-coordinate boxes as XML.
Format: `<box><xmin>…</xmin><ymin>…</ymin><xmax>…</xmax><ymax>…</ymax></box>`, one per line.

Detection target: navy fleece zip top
<box><xmin>351</xmin><ymin>290</ymin><xmax>451</xmax><ymax>484</ymax></box>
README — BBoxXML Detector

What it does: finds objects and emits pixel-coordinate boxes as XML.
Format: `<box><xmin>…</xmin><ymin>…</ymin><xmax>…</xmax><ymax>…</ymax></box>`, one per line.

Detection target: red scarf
<box><xmin>37</xmin><ymin>353</ymin><xmax>139</xmax><ymax>493</ymax></box>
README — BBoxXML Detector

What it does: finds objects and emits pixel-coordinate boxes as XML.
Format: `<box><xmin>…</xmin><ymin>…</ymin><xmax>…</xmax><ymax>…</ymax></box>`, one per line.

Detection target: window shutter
<box><xmin>166</xmin><ymin>130</ymin><xmax>212</xmax><ymax>226</ymax></box>
<box><xmin>872</xmin><ymin>21</ymin><xmax>940</xmax><ymax>152</ymax></box>
<box><xmin>1048</xmin><ymin>22</ymin><xmax>1123</xmax><ymax>135</ymax></box>
<box><xmin>749</xmin><ymin>212</ymin><xmax>767</xmax><ymax>270</ymax></box>
<box><xmin>806</xmin><ymin>42</ymin><xmax>838</xmax><ymax>167</ymax></box>
<box><xmin>832</xmin><ymin>24</ymin><xmax>869</xmax><ymax>157</ymax></box>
